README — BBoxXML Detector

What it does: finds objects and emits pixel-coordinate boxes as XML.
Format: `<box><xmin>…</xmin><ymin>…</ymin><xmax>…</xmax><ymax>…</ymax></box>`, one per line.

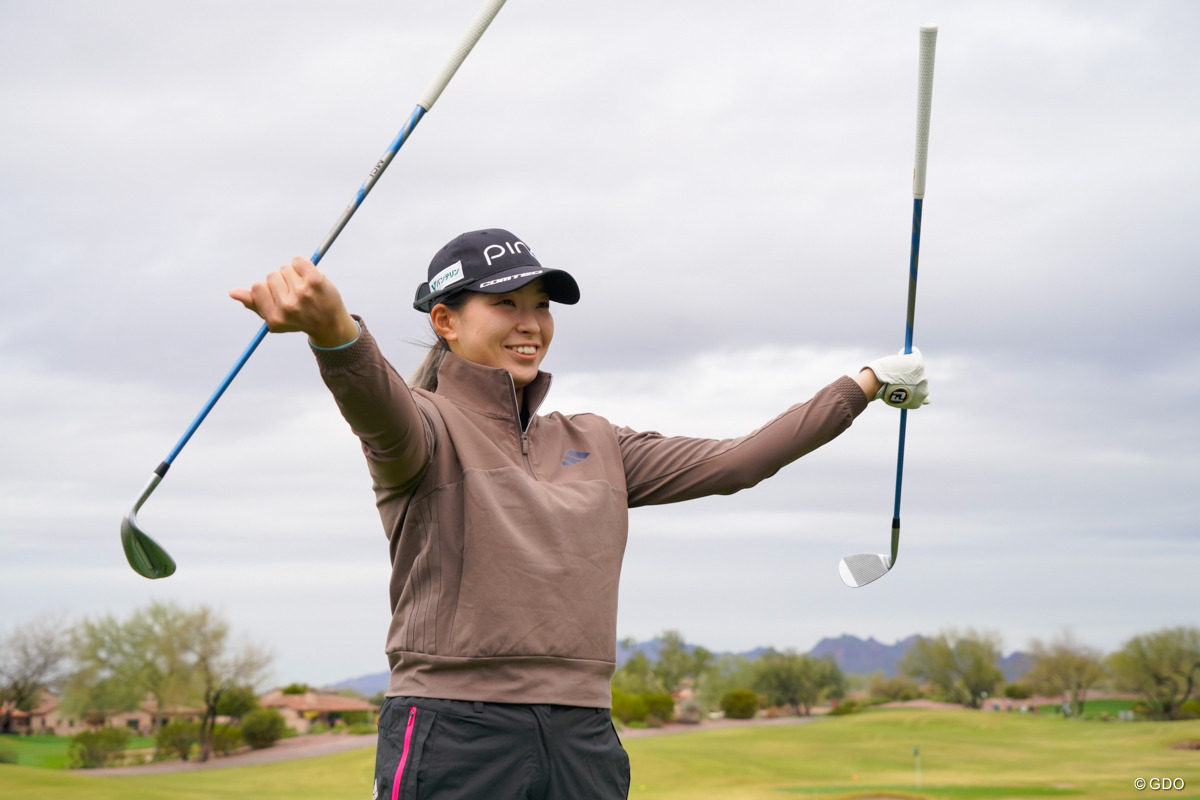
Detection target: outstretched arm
<box><xmin>230</xmin><ymin>256</ymin><xmax>360</xmax><ymax>348</ymax></box>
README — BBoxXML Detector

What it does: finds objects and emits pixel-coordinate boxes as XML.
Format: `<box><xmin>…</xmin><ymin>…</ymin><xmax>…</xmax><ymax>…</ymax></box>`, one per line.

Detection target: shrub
<box><xmin>641</xmin><ymin>693</ymin><xmax>676</xmax><ymax>723</ymax></box>
<box><xmin>340</xmin><ymin>710</ymin><xmax>370</xmax><ymax>726</ymax></box>
<box><xmin>1003</xmin><ymin>683</ymin><xmax>1032</xmax><ymax>699</ymax></box>
<box><xmin>1178</xmin><ymin>700</ymin><xmax>1200</xmax><ymax>721</ymax></box>
<box><xmin>68</xmin><ymin>727</ymin><xmax>131</xmax><ymax>769</ymax></box>
<box><xmin>868</xmin><ymin>673</ymin><xmax>922</xmax><ymax>702</ymax></box>
<box><xmin>242</xmin><ymin>708</ymin><xmax>287</xmax><ymax>749</ymax></box>
<box><xmin>156</xmin><ymin>719</ymin><xmax>200</xmax><ymax>761</ymax></box>
<box><xmin>0</xmin><ymin>744</ymin><xmax>18</xmax><ymax>765</ymax></box>
<box><xmin>829</xmin><ymin>699</ymin><xmax>860</xmax><ymax>716</ymax></box>
<box><xmin>347</xmin><ymin>722</ymin><xmax>378</xmax><ymax>735</ymax></box>
<box><xmin>611</xmin><ymin>690</ymin><xmax>648</xmax><ymax>724</ymax></box>
<box><xmin>720</xmin><ymin>689</ymin><xmax>760</xmax><ymax>720</ymax></box>
<box><xmin>211</xmin><ymin>723</ymin><xmax>244</xmax><ymax>755</ymax></box>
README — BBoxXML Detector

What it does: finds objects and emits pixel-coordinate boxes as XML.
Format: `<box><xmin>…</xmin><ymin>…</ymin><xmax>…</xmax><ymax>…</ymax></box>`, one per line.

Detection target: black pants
<box><xmin>374</xmin><ymin>696</ymin><xmax>630</xmax><ymax>800</ymax></box>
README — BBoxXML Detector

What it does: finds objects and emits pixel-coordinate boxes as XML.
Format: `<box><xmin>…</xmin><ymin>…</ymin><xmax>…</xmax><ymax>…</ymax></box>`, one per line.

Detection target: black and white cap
<box><xmin>412</xmin><ymin>228</ymin><xmax>581</xmax><ymax>313</ymax></box>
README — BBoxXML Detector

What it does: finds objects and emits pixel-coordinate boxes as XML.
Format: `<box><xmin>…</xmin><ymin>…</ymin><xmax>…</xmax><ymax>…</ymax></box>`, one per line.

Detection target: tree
<box><xmin>652</xmin><ymin>631</ymin><xmax>713</xmax><ymax>696</ymax></box>
<box><xmin>1024</xmin><ymin>630</ymin><xmax>1106</xmax><ymax>716</ymax></box>
<box><xmin>65</xmin><ymin>603</ymin><xmax>196</xmax><ymax>729</ymax></box>
<box><xmin>612</xmin><ymin>650</ymin><xmax>659</xmax><ymax>695</ymax></box>
<box><xmin>695</xmin><ymin>653</ymin><xmax>756</xmax><ymax>712</ymax></box>
<box><xmin>612</xmin><ymin>631</ymin><xmax>713</xmax><ymax>697</ymax></box>
<box><xmin>1109</xmin><ymin>626</ymin><xmax>1200</xmax><ymax>720</ymax></box>
<box><xmin>185</xmin><ymin>607</ymin><xmax>271</xmax><ymax>762</ymax></box>
<box><xmin>64</xmin><ymin>602</ymin><xmax>271</xmax><ymax>762</ymax></box>
<box><xmin>901</xmin><ymin>628</ymin><xmax>1004</xmax><ymax>709</ymax></box>
<box><xmin>752</xmin><ymin>649</ymin><xmax>845</xmax><ymax>716</ymax></box>
<box><xmin>0</xmin><ymin>613</ymin><xmax>71</xmax><ymax>733</ymax></box>
<box><xmin>215</xmin><ymin>685</ymin><xmax>258</xmax><ymax>721</ymax></box>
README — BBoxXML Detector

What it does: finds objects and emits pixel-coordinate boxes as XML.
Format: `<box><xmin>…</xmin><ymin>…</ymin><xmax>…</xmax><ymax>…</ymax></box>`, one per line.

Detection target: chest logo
<box><xmin>561</xmin><ymin>450</ymin><xmax>591</xmax><ymax>466</ymax></box>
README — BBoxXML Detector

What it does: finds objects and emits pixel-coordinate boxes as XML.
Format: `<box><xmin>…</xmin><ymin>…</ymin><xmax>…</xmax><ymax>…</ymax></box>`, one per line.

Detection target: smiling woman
<box><xmin>229</xmin><ymin>227</ymin><xmax>927</xmax><ymax>799</ymax></box>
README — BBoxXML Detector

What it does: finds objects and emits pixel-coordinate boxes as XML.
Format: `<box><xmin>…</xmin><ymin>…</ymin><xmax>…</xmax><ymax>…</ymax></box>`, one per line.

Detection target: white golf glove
<box><xmin>865</xmin><ymin>347</ymin><xmax>929</xmax><ymax>409</ymax></box>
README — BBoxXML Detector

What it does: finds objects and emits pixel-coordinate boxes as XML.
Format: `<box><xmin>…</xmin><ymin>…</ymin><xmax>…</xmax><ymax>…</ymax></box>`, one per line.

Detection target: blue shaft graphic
<box><xmin>889</xmin><ymin>196</ymin><xmax>923</xmax><ymax>564</ymax></box>
<box><xmin>160</xmin><ymin>105</ymin><xmax>428</xmax><ymax>470</ymax></box>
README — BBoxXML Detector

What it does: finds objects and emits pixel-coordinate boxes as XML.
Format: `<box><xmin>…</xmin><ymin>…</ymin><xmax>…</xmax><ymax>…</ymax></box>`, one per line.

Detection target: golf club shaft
<box><xmin>155</xmin><ymin>0</ymin><xmax>507</xmax><ymax>476</ymax></box>
<box><xmin>890</xmin><ymin>26</ymin><xmax>938</xmax><ymax>562</ymax></box>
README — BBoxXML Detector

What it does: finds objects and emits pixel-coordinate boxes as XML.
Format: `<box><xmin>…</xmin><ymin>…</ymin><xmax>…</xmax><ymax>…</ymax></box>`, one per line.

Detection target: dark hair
<box><xmin>409</xmin><ymin>291</ymin><xmax>471</xmax><ymax>392</ymax></box>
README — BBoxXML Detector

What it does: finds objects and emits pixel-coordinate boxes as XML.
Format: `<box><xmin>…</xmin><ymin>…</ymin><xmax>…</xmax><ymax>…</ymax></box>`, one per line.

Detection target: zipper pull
<box><xmin>521</xmin><ymin>434</ymin><xmax>529</xmax><ymax>455</ymax></box>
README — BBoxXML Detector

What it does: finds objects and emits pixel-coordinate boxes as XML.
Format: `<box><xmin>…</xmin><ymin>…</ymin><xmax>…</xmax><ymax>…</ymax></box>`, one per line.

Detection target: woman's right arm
<box><xmin>231</xmin><ymin>258</ymin><xmax>432</xmax><ymax>490</ymax></box>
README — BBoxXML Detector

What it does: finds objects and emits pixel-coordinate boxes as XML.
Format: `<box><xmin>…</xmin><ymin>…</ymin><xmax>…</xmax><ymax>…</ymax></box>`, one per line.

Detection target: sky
<box><xmin>2</xmin><ymin>0</ymin><xmax>1197</xmax><ymax>689</ymax></box>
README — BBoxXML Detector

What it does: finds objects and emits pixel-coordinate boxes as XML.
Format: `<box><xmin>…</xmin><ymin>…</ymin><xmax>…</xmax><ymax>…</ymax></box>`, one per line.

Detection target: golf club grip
<box><xmin>419</xmin><ymin>0</ymin><xmax>508</xmax><ymax>111</ymax></box>
<box><xmin>913</xmin><ymin>25</ymin><xmax>938</xmax><ymax>199</ymax></box>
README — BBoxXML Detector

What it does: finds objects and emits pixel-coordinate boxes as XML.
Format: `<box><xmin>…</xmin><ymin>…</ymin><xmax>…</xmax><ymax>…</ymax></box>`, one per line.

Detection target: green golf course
<box><xmin>1</xmin><ymin>709</ymin><xmax>1196</xmax><ymax>799</ymax></box>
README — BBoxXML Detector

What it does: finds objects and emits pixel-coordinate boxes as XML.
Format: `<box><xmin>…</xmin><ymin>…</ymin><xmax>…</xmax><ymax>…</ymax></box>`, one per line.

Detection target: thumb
<box><xmin>229</xmin><ymin>287</ymin><xmax>256</xmax><ymax>310</ymax></box>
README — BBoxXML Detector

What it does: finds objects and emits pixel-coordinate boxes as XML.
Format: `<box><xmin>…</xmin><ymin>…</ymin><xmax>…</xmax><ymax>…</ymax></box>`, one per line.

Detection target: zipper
<box><xmin>508</xmin><ymin>375</ymin><xmax>535</xmax><ymax>474</ymax></box>
<box><xmin>391</xmin><ymin>706</ymin><xmax>417</xmax><ymax>800</ymax></box>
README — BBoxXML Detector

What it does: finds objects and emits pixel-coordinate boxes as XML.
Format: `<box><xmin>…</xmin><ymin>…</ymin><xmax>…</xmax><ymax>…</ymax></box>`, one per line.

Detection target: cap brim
<box><xmin>466</xmin><ymin>266</ymin><xmax>580</xmax><ymax>305</ymax></box>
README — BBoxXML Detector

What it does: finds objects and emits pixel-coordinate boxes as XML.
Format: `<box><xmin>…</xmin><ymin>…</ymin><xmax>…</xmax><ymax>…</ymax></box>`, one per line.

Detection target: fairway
<box><xmin>1</xmin><ymin>710</ymin><xmax>1197</xmax><ymax>799</ymax></box>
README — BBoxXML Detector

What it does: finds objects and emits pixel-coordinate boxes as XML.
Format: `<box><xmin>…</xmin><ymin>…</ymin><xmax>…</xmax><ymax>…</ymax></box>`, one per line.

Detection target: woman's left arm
<box><xmin>618</xmin><ymin>376</ymin><xmax>870</xmax><ymax>507</ymax></box>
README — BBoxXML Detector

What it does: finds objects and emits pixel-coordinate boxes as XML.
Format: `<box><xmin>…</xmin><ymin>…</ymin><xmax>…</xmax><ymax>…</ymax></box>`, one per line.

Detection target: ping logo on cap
<box><xmin>482</xmin><ymin>240</ymin><xmax>531</xmax><ymax>266</ymax></box>
<box><xmin>429</xmin><ymin>261</ymin><xmax>464</xmax><ymax>293</ymax></box>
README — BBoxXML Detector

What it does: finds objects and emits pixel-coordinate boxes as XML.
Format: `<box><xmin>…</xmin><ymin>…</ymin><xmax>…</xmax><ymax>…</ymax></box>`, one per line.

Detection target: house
<box><xmin>2</xmin><ymin>692</ymin><xmax>200</xmax><ymax>736</ymax></box>
<box><xmin>258</xmin><ymin>688</ymin><xmax>378</xmax><ymax>733</ymax></box>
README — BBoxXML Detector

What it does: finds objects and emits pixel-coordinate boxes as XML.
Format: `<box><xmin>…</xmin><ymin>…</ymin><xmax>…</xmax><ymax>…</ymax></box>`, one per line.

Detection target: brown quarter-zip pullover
<box><xmin>314</xmin><ymin>320</ymin><xmax>868</xmax><ymax>707</ymax></box>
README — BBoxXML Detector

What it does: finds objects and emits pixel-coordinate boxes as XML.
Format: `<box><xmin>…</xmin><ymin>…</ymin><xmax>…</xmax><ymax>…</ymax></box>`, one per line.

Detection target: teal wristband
<box><xmin>309</xmin><ymin>319</ymin><xmax>362</xmax><ymax>351</ymax></box>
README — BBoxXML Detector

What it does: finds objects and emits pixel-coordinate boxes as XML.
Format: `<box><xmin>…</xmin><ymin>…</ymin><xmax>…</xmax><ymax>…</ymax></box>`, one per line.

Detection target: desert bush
<box><xmin>211</xmin><ymin>723</ymin><xmax>244</xmax><ymax>755</ymax></box>
<box><xmin>720</xmin><ymin>689</ymin><xmax>760</xmax><ymax>720</ymax></box>
<box><xmin>641</xmin><ymin>693</ymin><xmax>675</xmax><ymax>723</ymax></box>
<box><xmin>1003</xmin><ymin>682</ymin><xmax>1032</xmax><ymax>699</ymax></box>
<box><xmin>1178</xmin><ymin>700</ymin><xmax>1200</xmax><ymax>721</ymax></box>
<box><xmin>868</xmin><ymin>673</ymin><xmax>922</xmax><ymax>702</ymax></box>
<box><xmin>829</xmin><ymin>699</ymin><xmax>860</xmax><ymax>716</ymax></box>
<box><xmin>156</xmin><ymin>719</ymin><xmax>200</xmax><ymax>761</ymax></box>
<box><xmin>611</xmin><ymin>690</ymin><xmax>648</xmax><ymax>724</ymax></box>
<box><xmin>68</xmin><ymin>726</ymin><xmax>131</xmax><ymax>768</ymax></box>
<box><xmin>242</xmin><ymin>708</ymin><xmax>287</xmax><ymax>749</ymax></box>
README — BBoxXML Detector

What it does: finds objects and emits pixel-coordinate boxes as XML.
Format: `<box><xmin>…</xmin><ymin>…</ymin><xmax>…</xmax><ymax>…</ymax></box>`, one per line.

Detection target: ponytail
<box><xmin>409</xmin><ymin>291</ymin><xmax>470</xmax><ymax>392</ymax></box>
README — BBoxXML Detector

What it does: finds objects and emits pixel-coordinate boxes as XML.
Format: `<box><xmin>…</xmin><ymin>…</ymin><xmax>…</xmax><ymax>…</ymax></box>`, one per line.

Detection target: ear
<box><xmin>429</xmin><ymin>303</ymin><xmax>459</xmax><ymax>342</ymax></box>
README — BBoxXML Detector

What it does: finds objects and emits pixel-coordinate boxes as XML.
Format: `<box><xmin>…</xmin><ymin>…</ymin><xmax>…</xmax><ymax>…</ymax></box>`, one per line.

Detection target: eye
<box><xmin>494</xmin><ymin>298</ymin><xmax>516</xmax><ymax>307</ymax></box>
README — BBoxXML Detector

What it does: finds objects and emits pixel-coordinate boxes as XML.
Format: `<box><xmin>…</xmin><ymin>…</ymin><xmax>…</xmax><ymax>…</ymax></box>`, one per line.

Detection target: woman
<box><xmin>231</xmin><ymin>228</ymin><xmax>928</xmax><ymax>800</ymax></box>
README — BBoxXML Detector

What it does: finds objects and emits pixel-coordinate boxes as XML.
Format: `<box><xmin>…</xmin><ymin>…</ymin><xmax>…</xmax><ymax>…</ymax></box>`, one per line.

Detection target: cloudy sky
<box><xmin>2</xmin><ymin>0</ymin><xmax>1197</xmax><ymax>689</ymax></box>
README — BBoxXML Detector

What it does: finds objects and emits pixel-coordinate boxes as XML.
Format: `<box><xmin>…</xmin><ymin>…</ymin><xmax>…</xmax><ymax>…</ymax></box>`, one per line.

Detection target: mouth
<box><xmin>505</xmin><ymin>344</ymin><xmax>540</xmax><ymax>359</ymax></box>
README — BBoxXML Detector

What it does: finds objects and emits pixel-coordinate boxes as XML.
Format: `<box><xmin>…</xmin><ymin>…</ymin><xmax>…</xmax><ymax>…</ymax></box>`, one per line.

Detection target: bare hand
<box><xmin>229</xmin><ymin>257</ymin><xmax>359</xmax><ymax>348</ymax></box>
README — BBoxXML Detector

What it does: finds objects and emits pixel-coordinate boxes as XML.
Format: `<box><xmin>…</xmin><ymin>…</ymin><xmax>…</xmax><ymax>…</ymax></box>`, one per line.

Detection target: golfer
<box><xmin>231</xmin><ymin>228</ymin><xmax>928</xmax><ymax>799</ymax></box>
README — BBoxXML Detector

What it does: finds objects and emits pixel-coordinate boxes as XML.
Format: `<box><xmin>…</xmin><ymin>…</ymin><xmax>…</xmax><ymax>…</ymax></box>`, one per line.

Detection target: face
<box><xmin>433</xmin><ymin>279</ymin><xmax>554</xmax><ymax>390</ymax></box>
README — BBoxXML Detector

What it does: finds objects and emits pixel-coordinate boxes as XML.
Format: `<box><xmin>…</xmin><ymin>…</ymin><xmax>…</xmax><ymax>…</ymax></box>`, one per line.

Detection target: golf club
<box><xmin>840</xmin><ymin>24</ymin><xmax>938</xmax><ymax>589</ymax></box>
<box><xmin>121</xmin><ymin>0</ymin><xmax>509</xmax><ymax>579</ymax></box>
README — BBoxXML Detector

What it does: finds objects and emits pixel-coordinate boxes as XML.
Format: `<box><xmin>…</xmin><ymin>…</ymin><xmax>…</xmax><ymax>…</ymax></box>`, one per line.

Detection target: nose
<box><xmin>515</xmin><ymin>306</ymin><xmax>540</xmax><ymax>334</ymax></box>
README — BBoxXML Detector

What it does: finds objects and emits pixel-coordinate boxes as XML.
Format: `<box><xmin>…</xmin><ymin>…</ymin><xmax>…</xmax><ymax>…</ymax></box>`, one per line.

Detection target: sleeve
<box><xmin>618</xmin><ymin>376</ymin><xmax>869</xmax><ymax>507</ymax></box>
<box><xmin>310</xmin><ymin>316</ymin><xmax>434</xmax><ymax>491</ymax></box>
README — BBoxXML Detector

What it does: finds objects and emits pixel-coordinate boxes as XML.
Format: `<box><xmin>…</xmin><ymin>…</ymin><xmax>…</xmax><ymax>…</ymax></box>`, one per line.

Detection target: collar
<box><xmin>434</xmin><ymin>351</ymin><xmax>553</xmax><ymax>421</ymax></box>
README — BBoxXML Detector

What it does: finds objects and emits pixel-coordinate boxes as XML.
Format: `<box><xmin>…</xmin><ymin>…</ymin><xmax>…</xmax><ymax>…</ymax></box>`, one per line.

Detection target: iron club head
<box><xmin>121</xmin><ymin>512</ymin><xmax>177</xmax><ymax>579</ymax></box>
<box><xmin>839</xmin><ymin>520</ymin><xmax>900</xmax><ymax>588</ymax></box>
<box><xmin>121</xmin><ymin>471</ymin><xmax>176</xmax><ymax>579</ymax></box>
<box><xmin>838</xmin><ymin>553</ymin><xmax>892</xmax><ymax>588</ymax></box>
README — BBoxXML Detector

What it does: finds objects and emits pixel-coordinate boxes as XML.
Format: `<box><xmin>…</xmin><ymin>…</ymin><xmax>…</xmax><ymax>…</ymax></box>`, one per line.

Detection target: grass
<box><xmin>1029</xmin><ymin>698</ymin><xmax>1138</xmax><ymax>720</ymax></box>
<box><xmin>0</xmin><ymin>710</ymin><xmax>1197</xmax><ymax>799</ymax></box>
<box><xmin>0</xmin><ymin>734</ymin><xmax>156</xmax><ymax>769</ymax></box>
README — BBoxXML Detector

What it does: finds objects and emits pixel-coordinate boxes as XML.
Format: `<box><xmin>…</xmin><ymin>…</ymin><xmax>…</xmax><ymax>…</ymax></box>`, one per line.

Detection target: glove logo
<box><xmin>887</xmin><ymin>388</ymin><xmax>910</xmax><ymax>405</ymax></box>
